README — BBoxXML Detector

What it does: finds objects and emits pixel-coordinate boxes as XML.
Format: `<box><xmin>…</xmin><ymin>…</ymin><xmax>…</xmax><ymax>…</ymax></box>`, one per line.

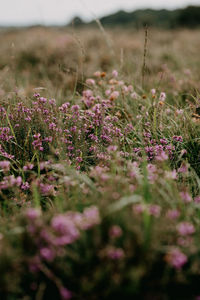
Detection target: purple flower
<box><xmin>166</xmin><ymin>248</ymin><xmax>187</xmax><ymax>269</ymax></box>
<box><xmin>81</xmin><ymin>206</ymin><xmax>100</xmax><ymax>230</ymax></box>
<box><xmin>107</xmin><ymin>145</ymin><xmax>118</xmax><ymax>152</ymax></box>
<box><xmin>40</xmin><ymin>247</ymin><xmax>55</xmax><ymax>262</ymax></box>
<box><xmin>33</xmin><ymin>93</ymin><xmax>40</xmax><ymax>98</ymax></box>
<box><xmin>194</xmin><ymin>196</ymin><xmax>200</xmax><ymax>203</ymax></box>
<box><xmin>109</xmin><ymin>225</ymin><xmax>122</xmax><ymax>238</ymax></box>
<box><xmin>21</xmin><ymin>182</ymin><xmax>30</xmax><ymax>190</ymax></box>
<box><xmin>0</xmin><ymin>160</ymin><xmax>10</xmax><ymax>172</ymax></box>
<box><xmin>132</xmin><ymin>204</ymin><xmax>145</xmax><ymax>215</ymax></box>
<box><xmin>178</xmin><ymin>163</ymin><xmax>188</xmax><ymax>173</ymax></box>
<box><xmin>26</xmin><ymin>208</ymin><xmax>41</xmax><ymax>220</ymax></box>
<box><xmin>106</xmin><ymin>247</ymin><xmax>125</xmax><ymax>260</ymax></box>
<box><xmin>177</xmin><ymin>222</ymin><xmax>195</xmax><ymax>236</ymax></box>
<box><xmin>71</xmin><ymin>105</ymin><xmax>80</xmax><ymax>112</ymax></box>
<box><xmin>159</xmin><ymin>92</ymin><xmax>166</xmax><ymax>101</ymax></box>
<box><xmin>177</xmin><ymin>236</ymin><xmax>193</xmax><ymax>247</ymax></box>
<box><xmin>15</xmin><ymin>176</ymin><xmax>22</xmax><ymax>186</ymax></box>
<box><xmin>49</xmin><ymin>98</ymin><xmax>56</xmax><ymax>105</ymax></box>
<box><xmin>180</xmin><ymin>191</ymin><xmax>192</xmax><ymax>203</ymax></box>
<box><xmin>131</xmin><ymin>92</ymin><xmax>138</xmax><ymax>99</ymax></box>
<box><xmin>173</xmin><ymin>136</ymin><xmax>183</xmax><ymax>143</ymax></box>
<box><xmin>155</xmin><ymin>151</ymin><xmax>168</xmax><ymax>161</ymax></box>
<box><xmin>165</xmin><ymin>170</ymin><xmax>177</xmax><ymax>180</ymax></box>
<box><xmin>0</xmin><ymin>175</ymin><xmax>22</xmax><ymax>190</ymax></box>
<box><xmin>39</xmin><ymin>97</ymin><xmax>47</xmax><ymax>104</ymax></box>
<box><xmin>166</xmin><ymin>209</ymin><xmax>180</xmax><ymax>220</ymax></box>
<box><xmin>32</xmin><ymin>133</ymin><xmax>43</xmax><ymax>151</ymax></box>
<box><xmin>112</xmin><ymin>70</ymin><xmax>118</xmax><ymax>78</ymax></box>
<box><xmin>160</xmin><ymin>138</ymin><xmax>168</xmax><ymax>145</ymax></box>
<box><xmin>148</xmin><ymin>205</ymin><xmax>161</xmax><ymax>218</ymax></box>
<box><xmin>39</xmin><ymin>183</ymin><xmax>55</xmax><ymax>196</ymax></box>
<box><xmin>59</xmin><ymin>287</ymin><xmax>72</xmax><ymax>300</ymax></box>
<box><xmin>51</xmin><ymin>215</ymin><xmax>79</xmax><ymax>245</ymax></box>
<box><xmin>86</xmin><ymin>78</ymin><xmax>95</xmax><ymax>85</ymax></box>
<box><xmin>23</xmin><ymin>163</ymin><xmax>34</xmax><ymax>171</ymax></box>
<box><xmin>109</xmin><ymin>91</ymin><xmax>119</xmax><ymax>101</ymax></box>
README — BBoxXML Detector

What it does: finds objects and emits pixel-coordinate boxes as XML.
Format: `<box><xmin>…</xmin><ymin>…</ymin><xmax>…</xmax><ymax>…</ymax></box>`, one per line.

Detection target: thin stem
<box><xmin>142</xmin><ymin>25</ymin><xmax>149</xmax><ymax>89</ymax></box>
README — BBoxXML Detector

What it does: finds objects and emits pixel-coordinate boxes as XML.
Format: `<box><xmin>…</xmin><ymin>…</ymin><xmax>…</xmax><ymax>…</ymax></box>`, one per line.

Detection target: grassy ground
<box><xmin>0</xmin><ymin>26</ymin><xmax>200</xmax><ymax>299</ymax></box>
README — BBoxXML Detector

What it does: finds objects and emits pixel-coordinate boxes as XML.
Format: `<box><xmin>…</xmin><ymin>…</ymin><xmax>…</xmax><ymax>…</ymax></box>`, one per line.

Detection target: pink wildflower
<box><xmin>39</xmin><ymin>183</ymin><xmax>55</xmax><ymax>196</ymax></box>
<box><xmin>106</xmin><ymin>247</ymin><xmax>124</xmax><ymax>260</ymax></box>
<box><xmin>166</xmin><ymin>248</ymin><xmax>187</xmax><ymax>269</ymax></box>
<box><xmin>40</xmin><ymin>247</ymin><xmax>55</xmax><ymax>262</ymax></box>
<box><xmin>112</xmin><ymin>70</ymin><xmax>118</xmax><ymax>78</ymax></box>
<box><xmin>176</xmin><ymin>109</ymin><xmax>184</xmax><ymax>115</ymax></box>
<box><xmin>159</xmin><ymin>92</ymin><xmax>166</xmax><ymax>101</ymax></box>
<box><xmin>51</xmin><ymin>215</ymin><xmax>79</xmax><ymax>245</ymax></box>
<box><xmin>0</xmin><ymin>160</ymin><xmax>10</xmax><ymax>172</ymax></box>
<box><xmin>194</xmin><ymin>196</ymin><xmax>200</xmax><ymax>203</ymax></box>
<box><xmin>177</xmin><ymin>222</ymin><xmax>195</xmax><ymax>236</ymax></box>
<box><xmin>26</xmin><ymin>208</ymin><xmax>41</xmax><ymax>220</ymax></box>
<box><xmin>166</xmin><ymin>209</ymin><xmax>180</xmax><ymax>220</ymax></box>
<box><xmin>49</xmin><ymin>98</ymin><xmax>56</xmax><ymax>105</ymax></box>
<box><xmin>132</xmin><ymin>204</ymin><xmax>145</xmax><ymax>215</ymax></box>
<box><xmin>173</xmin><ymin>136</ymin><xmax>183</xmax><ymax>142</ymax></box>
<box><xmin>94</xmin><ymin>71</ymin><xmax>101</xmax><ymax>77</ymax></box>
<box><xmin>148</xmin><ymin>205</ymin><xmax>161</xmax><ymax>217</ymax></box>
<box><xmin>128</xmin><ymin>85</ymin><xmax>133</xmax><ymax>92</ymax></box>
<box><xmin>156</xmin><ymin>151</ymin><xmax>168</xmax><ymax>161</ymax></box>
<box><xmin>109</xmin><ymin>225</ymin><xmax>122</xmax><ymax>238</ymax></box>
<box><xmin>81</xmin><ymin>206</ymin><xmax>100</xmax><ymax>229</ymax></box>
<box><xmin>165</xmin><ymin>170</ymin><xmax>177</xmax><ymax>180</ymax></box>
<box><xmin>131</xmin><ymin>92</ymin><xmax>138</xmax><ymax>99</ymax></box>
<box><xmin>59</xmin><ymin>287</ymin><xmax>72</xmax><ymax>300</ymax></box>
<box><xmin>109</xmin><ymin>91</ymin><xmax>119</xmax><ymax>101</ymax></box>
<box><xmin>105</xmin><ymin>89</ymin><xmax>111</xmax><ymax>96</ymax></box>
<box><xmin>21</xmin><ymin>182</ymin><xmax>30</xmax><ymax>190</ymax></box>
<box><xmin>107</xmin><ymin>145</ymin><xmax>118</xmax><ymax>152</ymax></box>
<box><xmin>23</xmin><ymin>163</ymin><xmax>34</xmax><ymax>171</ymax></box>
<box><xmin>177</xmin><ymin>236</ymin><xmax>193</xmax><ymax>247</ymax></box>
<box><xmin>180</xmin><ymin>191</ymin><xmax>192</xmax><ymax>203</ymax></box>
<box><xmin>178</xmin><ymin>163</ymin><xmax>188</xmax><ymax>173</ymax></box>
<box><xmin>86</xmin><ymin>78</ymin><xmax>95</xmax><ymax>85</ymax></box>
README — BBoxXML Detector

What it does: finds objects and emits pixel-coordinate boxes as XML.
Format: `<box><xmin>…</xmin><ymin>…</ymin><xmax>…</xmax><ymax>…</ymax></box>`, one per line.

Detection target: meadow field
<box><xmin>0</xmin><ymin>26</ymin><xmax>200</xmax><ymax>299</ymax></box>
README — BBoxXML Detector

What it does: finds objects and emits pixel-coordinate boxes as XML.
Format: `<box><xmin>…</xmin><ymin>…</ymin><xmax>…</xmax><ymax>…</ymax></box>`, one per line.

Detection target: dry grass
<box><xmin>0</xmin><ymin>27</ymin><xmax>200</xmax><ymax>99</ymax></box>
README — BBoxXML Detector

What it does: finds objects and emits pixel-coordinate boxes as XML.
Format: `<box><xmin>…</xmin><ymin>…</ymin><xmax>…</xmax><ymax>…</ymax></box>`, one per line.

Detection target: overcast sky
<box><xmin>1</xmin><ymin>0</ymin><xmax>200</xmax><ymax>26</ymax></box>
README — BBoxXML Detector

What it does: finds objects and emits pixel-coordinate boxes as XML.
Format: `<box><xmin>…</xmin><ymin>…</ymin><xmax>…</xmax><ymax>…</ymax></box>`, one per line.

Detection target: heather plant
<box><xmin>0</xmin><ymin>27</ymin><xmax>200</xmax><ymax>299</ymax></box>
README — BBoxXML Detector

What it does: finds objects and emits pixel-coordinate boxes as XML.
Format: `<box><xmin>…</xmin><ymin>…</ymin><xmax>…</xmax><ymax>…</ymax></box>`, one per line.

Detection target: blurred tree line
<box><xmin>71</xmin><ymin>6</ymin><xmax>200</xmax><ymax>29</ymax></box>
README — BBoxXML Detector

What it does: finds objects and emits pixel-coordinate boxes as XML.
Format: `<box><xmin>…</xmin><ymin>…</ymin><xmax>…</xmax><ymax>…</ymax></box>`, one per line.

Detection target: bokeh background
<box><xmin>0</xmin><ymin>0</ymin><xmax>200</xmax><ymax>101</ymax></box>
<box><xmin>1</xmin><ymin>0</ymin><xmax>200</xmax><ymax>26</ymax></box>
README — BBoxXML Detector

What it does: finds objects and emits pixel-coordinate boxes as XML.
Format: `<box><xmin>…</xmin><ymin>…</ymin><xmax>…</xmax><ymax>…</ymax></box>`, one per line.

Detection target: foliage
<box><xmin>0</xmin><ymin>27</ymin><xmax>200</xmax><ymax>299</ymax></box>
<box><xmin>76</xmin><ymin>6</ymin><xmax>200</xmax><ymax>29</ymax></box>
